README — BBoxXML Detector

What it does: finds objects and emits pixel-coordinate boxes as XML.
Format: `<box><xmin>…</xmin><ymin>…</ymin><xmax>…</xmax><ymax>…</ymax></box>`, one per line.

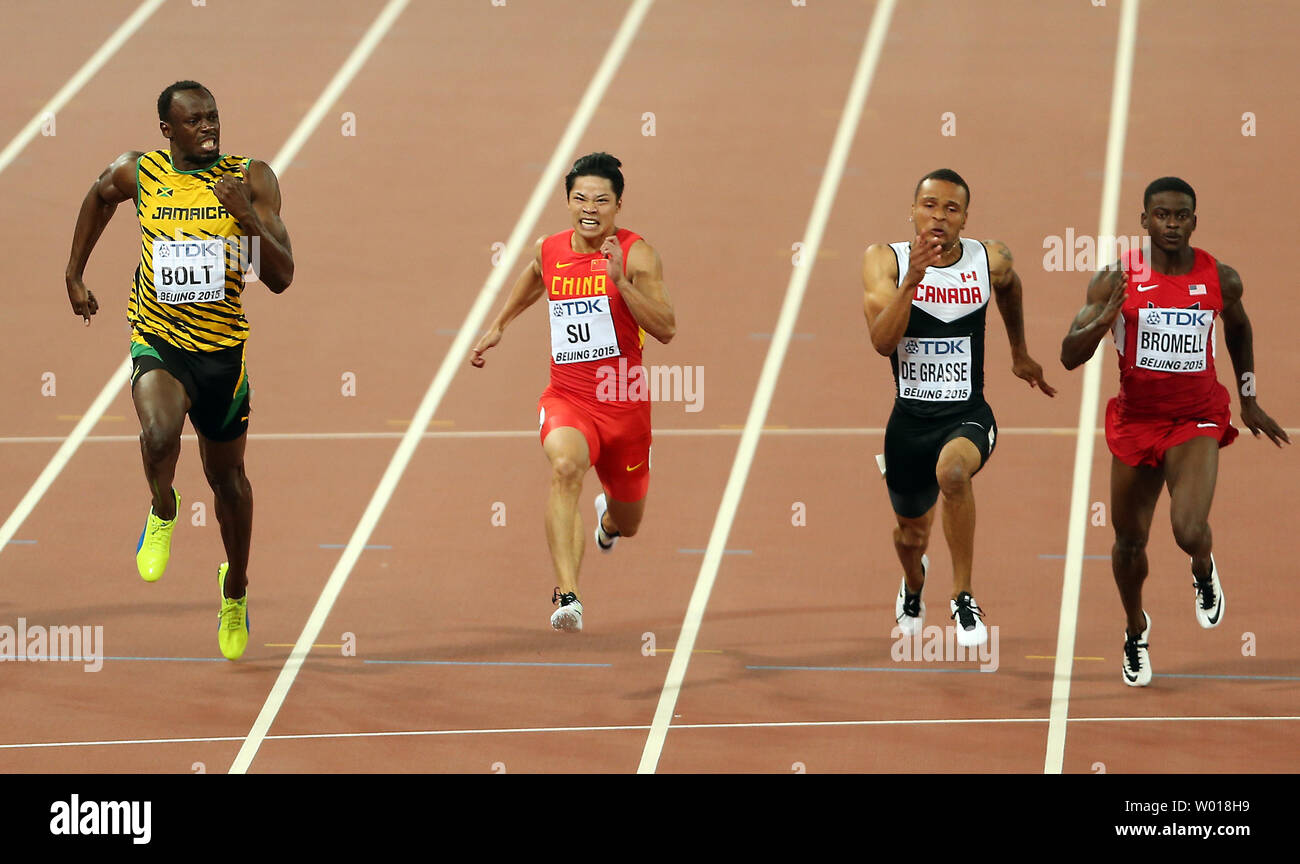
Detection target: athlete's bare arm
<box><xmin>1060</xmin><ymin>266</ymin><xmax>1127</xmax><ymax>370</ymax></box>
<box><xmin>214</xmin><ymin>159</ymin><xmax>293</xmax><ymax>293</ymax></box>
<box><xmin>64</xmin><ymin>151</ymin><xmax>140</xmax><ymax>325</ymax></box>
<box><xmin>862</xmin><ymin>239</ymin><xmax>940</xmax><ymax>356</ymax></box>
<box><xmin>470</xmin><ymin>236</ymin><xmax>546</xmax><ymax>368</ymax></box>
<box><xmin>602</xmin><ymin>236</ymin><xmax>675</xmax><ymax>344</ymax></box>
<box><xmin>1217</xmin><ymin>262</ymin><xmax>1289</xmax><ymax>447</ymax></box>
<box><xmin>986</xmin><ymin>240</ymin><xmax>1055</xmax><ymax>395</ymax></box>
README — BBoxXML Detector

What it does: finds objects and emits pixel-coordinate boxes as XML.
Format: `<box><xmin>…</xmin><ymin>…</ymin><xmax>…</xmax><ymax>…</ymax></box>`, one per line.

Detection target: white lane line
<box><xmin>227</xmin><ymin>0</ymin><xmax>657</xmax><ymax>775</ymax></box>
<box><xmin>269</xmin><ymin>0</ymin><xmax>408</xmax><ymax>172</ymax></box>
<box><xmin>0</xmin><ymin>0</ymin><xmax>166</xmax><ymax>176</ymax></box>
<box><xmin>1044</xmin><ymin>0</ymin><xmax>1141</xmax><ymax>775</ymax></box>
<box><xmin>635</xmin><ymin>0</ymin><xmax>899</xmax><ymax>775</ymax></box>
<box><xmin>7</xmin><ymin>713</ymin><xmax>1298</xmax><ymax>752</ymax></box>
<box><xmin>0</xmin><ymin>0</ymin><xmax>169</xmax><ymax>558</ymax></box>
<box><xmin>0</xmin><ymin>361</ymin><xmax>130</xmax><ymax>556</ymax></box>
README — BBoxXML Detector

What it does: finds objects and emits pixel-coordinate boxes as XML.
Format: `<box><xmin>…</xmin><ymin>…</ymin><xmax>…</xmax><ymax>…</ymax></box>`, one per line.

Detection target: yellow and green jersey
<box><xmin>131</xmin><ymin>150</ymin><xmax>253</xmax><ymax>352</ymax></box>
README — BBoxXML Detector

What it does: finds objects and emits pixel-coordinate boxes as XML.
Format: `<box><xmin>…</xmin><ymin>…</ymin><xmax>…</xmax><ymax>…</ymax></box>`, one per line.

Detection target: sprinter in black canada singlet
<box><xmin>64</xmin><ymin>81</ymin><xmax>294</xmax><ymax>660</ymax></box>
<box><xmin>862</xmin><ymin>169</ymin><xmax>1056</xmax><ymax>648</ymax></box>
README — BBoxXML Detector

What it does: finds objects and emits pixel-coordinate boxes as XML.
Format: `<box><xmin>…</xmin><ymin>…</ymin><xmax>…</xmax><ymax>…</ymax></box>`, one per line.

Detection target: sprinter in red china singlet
<box><xmin>1061</xmin><ymin>176</ymin><xmax>1289</xmax><ymax>687</ymax></box>
<box><xmin>471</xmin><ymin>153</ymin><xmax>675</xmax><ymax>631</ymax></box>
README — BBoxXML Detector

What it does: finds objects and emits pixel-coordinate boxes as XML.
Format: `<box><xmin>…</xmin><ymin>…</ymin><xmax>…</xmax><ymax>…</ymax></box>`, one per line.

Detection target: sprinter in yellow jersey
<box><xmin>64</xmin><ymin>82</ymin><xmax>293</xmax><ymax>660</ymax></box>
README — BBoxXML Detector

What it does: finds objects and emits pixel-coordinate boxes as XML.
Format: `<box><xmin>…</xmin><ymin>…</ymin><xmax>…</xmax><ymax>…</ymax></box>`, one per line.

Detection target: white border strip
<box><xmin>1044</xmin><ymin>0</ymin><xmax>1141</xmax><ymax>775</ymax></box>
<box><xmin>635</xmin><ymin>0</ymin><xmax>899</xmax><ymax>774</ymax></box>
<box><xmin>0</xmin><ymin>0</ymin><xmax>166</xmax><ymax>176</ymax></box>
<box><xmin>7</xmin><ymin>713</ymin><xmax>1299</xmax><ymax>753</ymax></box>
<box><xmin>227</xmin><ymin>0</ymin><xmax>657</xmax><ymax>775</ymax></box>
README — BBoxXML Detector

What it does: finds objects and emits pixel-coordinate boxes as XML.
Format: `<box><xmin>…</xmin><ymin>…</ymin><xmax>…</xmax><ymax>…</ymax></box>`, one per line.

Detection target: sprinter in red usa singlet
<box><xmin>1062</xmin><ymin>176</ymin><xmax>1289</xmax><ymax>687</ymax></box>
<box><xmin>470</xmin><ymin>153</ymin><xmax>676</xmax><ymax>631</ymax></box>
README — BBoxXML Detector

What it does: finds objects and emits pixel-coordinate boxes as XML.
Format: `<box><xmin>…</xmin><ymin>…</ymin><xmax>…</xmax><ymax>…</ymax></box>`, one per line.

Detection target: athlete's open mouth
<box><xmin>579</xmin><ymin>218</ymin><xmax>599</xmax><ymax>228</ymax></box>
<box><xmin>199</xmin><ymin>137</ymin><xmax>217</xmax><ymax>152</ymax></box>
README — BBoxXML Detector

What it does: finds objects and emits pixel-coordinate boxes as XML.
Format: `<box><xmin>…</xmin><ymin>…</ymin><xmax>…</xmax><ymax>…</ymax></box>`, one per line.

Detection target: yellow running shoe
<box><xmin>217</xmin><ymin>562</ymin><xmax>249</xmax><ymax>661</ymax></box>
<box><xmin>136</xmin><ymin>488</ymin><xmax>180</xmax><ymax>582</ymax></box>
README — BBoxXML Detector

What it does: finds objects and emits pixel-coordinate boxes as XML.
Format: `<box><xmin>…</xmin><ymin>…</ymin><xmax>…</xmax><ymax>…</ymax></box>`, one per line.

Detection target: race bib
<box><xmin>1135</xmin><ymin>307</ymin><xmax>1212</xmax><ymax>373</ymax></box>
<box><xmin>152</xmin><ymin>239</ymin><xmax>226</xmax><ymax>305</ymax></box>
<box><xmin>549</xmin><ymin>296</ymin><xmax>619</xmax><ymax>364</ymax></box>
<box><xmin>897</xmin><ymin>336</ymin><xmax>972</xmax><ymax>401</ymax></box>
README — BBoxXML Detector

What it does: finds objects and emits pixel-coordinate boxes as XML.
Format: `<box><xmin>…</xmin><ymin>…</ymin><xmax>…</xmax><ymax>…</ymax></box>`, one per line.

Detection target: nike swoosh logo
<box><xmin>1196</xmin><ymin>422</ymin><xmax>1217</xmax><ymax>428</ymax></box>
<box><xmin>625</xmin><ymin>461</ymin><xmax>645</xmax><ymax>472</ymax></box>
<box><xmin>1136</xmin><ymin>284</ymin><xmax>1159</xmax><ymax>292</ymax></box>
<box><xmin>556</xmin><ymin>261</ymin><xmax>577</xmax><ymax>269</ymax></box>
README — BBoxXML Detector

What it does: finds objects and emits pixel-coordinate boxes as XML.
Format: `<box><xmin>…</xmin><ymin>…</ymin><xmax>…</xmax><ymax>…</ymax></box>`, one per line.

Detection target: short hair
<box><xmin>157</xmin><ymin>81</ymin><xmax>212</xmax><ymax>123</ymax></box>
<box><xmin>914</xmin><ymin>168</ymin><xmax>970</xmax><ymax>208</ymax></box>
<box><xmin>1143</xmin><ymin>176</ymin><xmax>1196</xmax><ymax>212</ymax></box>
<box><xmin>565</xmin><ymin>152</ymin><xmax>624</xmax><ymax>199</ymax></box>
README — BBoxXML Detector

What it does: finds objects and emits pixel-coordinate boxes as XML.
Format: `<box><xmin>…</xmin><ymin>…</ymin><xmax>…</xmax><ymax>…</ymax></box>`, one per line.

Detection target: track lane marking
<box><xmin>228</xmin><ymin>0</ymin><xmax>657</xmax><ymax>775</ymax></box>
<box><xmin>635</xmin><ymin>0</ymin><xmax>899</xmax><ymax>774</ymax></box>
<box><xmin>1044</xmin><ymin>0</ymin><xmax>1141</xmax><ymax>775</ymax></box>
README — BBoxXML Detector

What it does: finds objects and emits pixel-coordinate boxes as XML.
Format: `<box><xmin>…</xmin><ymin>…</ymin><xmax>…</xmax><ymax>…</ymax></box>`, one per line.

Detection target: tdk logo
<box><xmin>908</xmin><ymin>338</ymin><xmax>966</xmax><ymax>355</ymax></box>
<box><xmin>553</xmin><ymin>299</ymin><xmax>606</xmax><ymax>316</ymax></box>
<box><xmin>1148</xmin><ymin>309</ymin><xmax>1209</xmax><ymax>327</ymax></box>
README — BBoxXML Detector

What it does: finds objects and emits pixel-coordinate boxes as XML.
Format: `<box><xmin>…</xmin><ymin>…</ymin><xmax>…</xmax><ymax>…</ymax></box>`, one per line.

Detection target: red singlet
<box><xmin>1105</xmin><ymin>247</ymin><xmax>1237</xmax><ymax>467</ymax></box>
<box><xmin>537</xmin><ymin>228</ymin><xmax>652</xmax><ymax>501</ymax></box>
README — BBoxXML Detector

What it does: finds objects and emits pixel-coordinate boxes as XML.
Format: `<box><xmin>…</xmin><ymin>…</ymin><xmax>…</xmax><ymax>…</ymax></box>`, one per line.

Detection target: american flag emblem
<box><xmin>1189</xmin><ymin>283</ymin><xmax>1206</xmax><ymax>296</ymax></box>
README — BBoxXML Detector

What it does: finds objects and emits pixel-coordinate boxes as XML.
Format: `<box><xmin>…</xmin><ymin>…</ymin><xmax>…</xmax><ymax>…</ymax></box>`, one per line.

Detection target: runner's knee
<box><xmin>894</xmin><ymin>522</ymin><xmax>928</xmax><ymax>550</ymax></box>
<box><xmin>1171</xmin><ymin>516</ymin><xmax>1209</xmax><ymax>555</ymax></box>
<box><xmin>139</xmin><ymin>423</ymin><xmax>181</xmax><ymax>463</ymax></box>
<box><xmin>1112</xmin><ymin>533</ymin><xmax>1147</xmax><ymax>563</ymax></box>
<box><xmin>206</xmin><ymin>464</ymin><xmax>250</xmax><ymax>506</ymax></box>
<box><xmin>936</xmin><ymin>460</ymin><xmax>972</xmax><ymax>497</ymax></box>
<box><xmin>550</xmin><ymin>454</ymin><xmax>584</xmax><ymax>489</ymax></box>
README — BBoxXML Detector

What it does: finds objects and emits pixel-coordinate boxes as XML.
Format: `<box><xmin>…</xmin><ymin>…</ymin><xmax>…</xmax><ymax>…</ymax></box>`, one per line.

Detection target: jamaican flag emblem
<box><xmin>157</xmin><ymin>186</ymin><xmax>173</xmax><ymax>198</ymax></box>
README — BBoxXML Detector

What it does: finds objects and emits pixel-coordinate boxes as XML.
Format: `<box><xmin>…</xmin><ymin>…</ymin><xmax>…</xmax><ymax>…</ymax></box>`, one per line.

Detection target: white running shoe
<box><xmin>949</xmin><ymin>591</ymin><xmax>987</xmax><ymax>647</ymax></box>
<box><xmin>594</xmin><ymin>493</ymin><xmax>619</xmax><ymax>553</ymax></box>
<box><xmin>550</xmin><ymin>588</ymin><xmax>583</xmax><ymax>632</ymax></box>
<box><xmin>894</xmin><ymin>554</ymin><xmax>928</xmax><ymax>635</ymax></box>
<box><xmin>1122</xmin><ymin>611</ymin><xmax>1152</xmax><ymax>687</ymax></box>
<box><xmin>1192</xmin><ymin>555</ymin><xmax>1224</xmax><ymax>629</ymax></box>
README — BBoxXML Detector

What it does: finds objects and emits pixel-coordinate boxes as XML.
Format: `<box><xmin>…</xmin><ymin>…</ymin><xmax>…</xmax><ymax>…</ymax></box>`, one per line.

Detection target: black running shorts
<box><xmin>129</xmin><ymin>334</ymin><xmax>251</xmax><ymax>441</ymax></box>
<box><xmin>882</xmin><ymin>400</ymin><xmax>997</xmax><ymax>519</ymax></box>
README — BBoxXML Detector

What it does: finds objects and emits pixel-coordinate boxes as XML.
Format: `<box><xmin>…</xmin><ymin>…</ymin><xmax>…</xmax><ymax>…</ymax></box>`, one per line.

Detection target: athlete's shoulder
<box><xmin>862</xmin><ymin>243</ymin><xmax>902</xmax><ymax>288</ymax></box>
<box><xmin>864</xmin><ymin>241</ymin><xmax>904</xmax><ymax>265</ymax></box>
<box><xmin>980</xmin><ymin>238</ymin><xmax>1011</xmax><ymax>259</ymax></box>
<box><xmin>130</xmin><ymin>149</ymin><xmax>167</xmax><ymax>174</ymax></box>
<box><xmin>1211</xmin><ymin>253</ymin><xmax>1243</xmax><ymax>304</ymax></box>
